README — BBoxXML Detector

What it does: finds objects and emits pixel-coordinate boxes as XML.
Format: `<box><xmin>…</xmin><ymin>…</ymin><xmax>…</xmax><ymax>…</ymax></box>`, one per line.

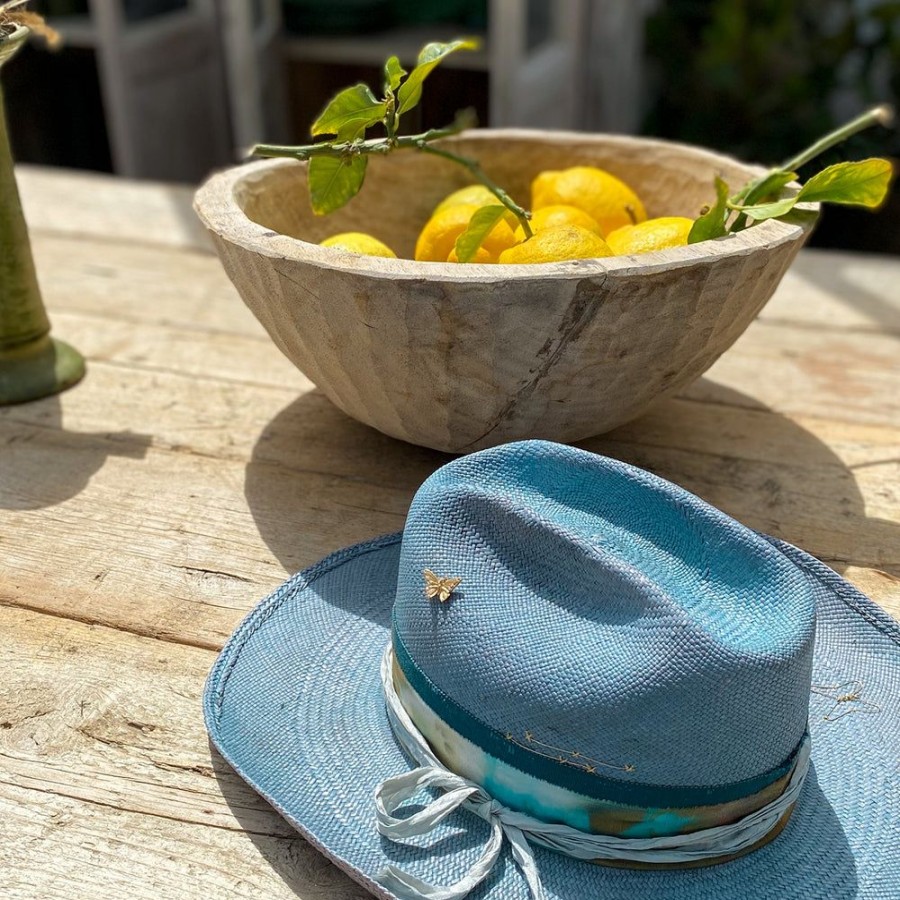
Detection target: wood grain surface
<box><xmin>1</xmin><ymin>166</ymin><xmax>898</xmax><ymax>898</ymax></box>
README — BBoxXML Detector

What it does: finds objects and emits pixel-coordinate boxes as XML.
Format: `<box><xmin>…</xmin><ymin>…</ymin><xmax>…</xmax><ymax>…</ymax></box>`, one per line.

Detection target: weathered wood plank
<box><xmin>3</xmin><ymin>349</ymin><xmax>897</xmax><ymax>497</ymax></box>
<box><xmin>30</xmin><ymin>234</ymin><xmax>257</xmax><ymax>336</ymax></box>
<box><xmin>0</xmin><ymin>606</ymin><xmax>367</xmax><ymax>899</ymax></box>
<box><xmin>1</xmin><ymin>787</ymin><xmax>365</xmax><ymax>900</ymax></box>
<box><xmin>760</xmin><ymin>249</ymin><xmax>900</xmax><ymax>335</ymax></box>
<box><xmin>687</xmin><ymin>322</ymin><xmax>900</xmax><ymax>428</ymax></box>
<box><xmin>17</xmin><ymin>165</ymin><xmax>214</xmax><ymax>254</ymax></box>
<box><xmin>52</xmin><ymin>309</ymin><xmax>309</xmax><ymax>392</ymax></box>
<box><xmin>0</xmin><ymin>428</ymin><xmax>409</xmax><ymax>649</ymax></box>
<box><xmin>0</xmin><ymin>605</ymin><xmax>263</xmax><ymax>832</ymax></box>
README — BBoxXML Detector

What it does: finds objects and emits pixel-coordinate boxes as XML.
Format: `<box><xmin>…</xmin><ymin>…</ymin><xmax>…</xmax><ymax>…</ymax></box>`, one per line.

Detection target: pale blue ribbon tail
<box><xmin>374</xmin><ymin>766</ymin><xmax>523</xmax><ymax>900</ymax></box>
<box><xmin>503</xmin><ymin>822</ymin><xmax>547</xmax><ymax>900</ymax></box>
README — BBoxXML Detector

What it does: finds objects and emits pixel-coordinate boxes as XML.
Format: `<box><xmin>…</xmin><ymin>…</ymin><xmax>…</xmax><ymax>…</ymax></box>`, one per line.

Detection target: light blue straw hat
<box><xmin>204</xmin><ymin>441</ymin><xmax>899</xmax><ymax>900</ymax></box>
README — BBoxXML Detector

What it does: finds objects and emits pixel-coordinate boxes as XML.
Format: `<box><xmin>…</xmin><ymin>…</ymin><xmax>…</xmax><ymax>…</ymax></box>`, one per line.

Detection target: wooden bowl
<box><xmin>194</xmin><ymin>130</ymin><xmax>815</xmax><ymax>453</ymax></box>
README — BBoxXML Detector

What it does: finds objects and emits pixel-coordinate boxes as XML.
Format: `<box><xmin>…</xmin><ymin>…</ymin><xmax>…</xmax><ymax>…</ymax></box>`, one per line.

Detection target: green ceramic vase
<box><xmin>0</xmin><ymin>24</ymin><xmax>84</xmax><ymax>404</ymax></box>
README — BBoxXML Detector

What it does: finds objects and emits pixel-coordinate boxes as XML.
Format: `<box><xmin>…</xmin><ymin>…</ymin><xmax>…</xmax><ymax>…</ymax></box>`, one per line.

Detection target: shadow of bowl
<box><xmin>244</xmin><ymin>379</ymin><xmax>900</xmax><ymax>607</ymax></box>
<box><xmin>243</xmin><ymin>388</ymin><xmax>450</xmax><ymax>575</ymax></box>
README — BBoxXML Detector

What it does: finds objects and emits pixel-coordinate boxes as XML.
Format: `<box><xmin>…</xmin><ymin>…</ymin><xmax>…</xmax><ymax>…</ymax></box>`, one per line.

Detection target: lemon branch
<box><xmin>250</xmin><ymin>38</ymin><xmax>536</xmax><ymax>240</ymax></box>
<box><xmin>253</xmin><ymin>109</ymin><xmax>533</xmax><ymax>238</ymax></box>
<box><xmin>726</xmin><ymin>104</ymin><xmax>895</xmax><ymax>231</ymax></box>
<box><xmin>414</xmin><ymin>143</ymin><xmax>533</xmax><ymax>238</ymax></box>
<box><xmin>689</xmin><ymin>105</ymin><xmax>895</xmax><ymax>243</ymax></box>
<box><xmin>252</xmin><ymin>111</ymin><xmax>475</xmax><ymax>162</ymax></box>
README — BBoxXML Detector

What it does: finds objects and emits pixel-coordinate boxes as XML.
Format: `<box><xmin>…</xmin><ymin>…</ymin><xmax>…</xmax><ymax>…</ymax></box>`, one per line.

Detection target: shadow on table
<box><xmin>243</xmin><ymin>389</ymin><xmax>451</xmax><ymax>574</ymax></box>
<box><xmin>0</xmin><ymin>393</ymin><xmax>151</xmax><ymax>510</ymax></box>
<box><xmin>208</xmin><ymin>742</ymin><xmax>370</xmax><ymax>899</ymax></box>
<box><xmin>244</xmin><ymin>379</ymin><xmax>900</xmax><ymax>597</ymax></box>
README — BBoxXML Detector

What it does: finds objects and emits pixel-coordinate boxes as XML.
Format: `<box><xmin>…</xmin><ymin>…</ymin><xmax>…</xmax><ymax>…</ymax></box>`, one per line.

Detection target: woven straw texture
<box><xmin>205</xmin><ymin>446</ymin><xmax>899</xmax><ymax>900</ymax></box>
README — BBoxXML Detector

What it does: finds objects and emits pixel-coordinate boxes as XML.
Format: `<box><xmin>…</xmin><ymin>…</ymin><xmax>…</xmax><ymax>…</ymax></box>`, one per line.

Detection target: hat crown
<box><xmin>393</xmin><ymin>442</ymin><xmax>815</xmax><ymax>797</ymax></box>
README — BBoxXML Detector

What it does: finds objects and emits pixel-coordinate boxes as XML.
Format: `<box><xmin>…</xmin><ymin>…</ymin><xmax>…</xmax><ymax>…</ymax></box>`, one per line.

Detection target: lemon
<box><xmin>498</xmin><ymin>225</ymin><xmax>613</xmax><ymax>265</ymax></box>
<box><xmin>447</xmin><ymin>246</ymin><xmax>494</xmax><ymax>264</ymax></box>
<box><xmin>415</xmin><ymin>204</ymin><xmax>518</xmax><ymax>263</ymax></box>
<box><xmin>531</xmin><ymin>166</ymin><xmax>646</xmax><ymax>236</ymax></box>
<box><xmin>432</xmin><ymin>184</ymin><xmax>498</xmax><ymax>215</ymax></box>
<box><xmin>320</xmin><ymin>232</ymin><xmax>397</xmax><ymax>258</ymax></box>
<box><xmin>433</xmin><ymin>185</ymin><xmax>518</xmax><ymax>228</ymax></box>
<box><xmin>606</xmin><ymin>217</ymin><xmax>694</xmax><ymax>255</ymax></box>
<box><xmin>513</xmin><ymin>204</ymin><xmax>603</xmax><ymax>242</ymax></box>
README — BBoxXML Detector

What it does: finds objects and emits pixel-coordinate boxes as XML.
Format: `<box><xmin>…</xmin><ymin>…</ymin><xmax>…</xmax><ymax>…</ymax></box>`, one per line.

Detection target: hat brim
<box><xmin>204</xmin><ymin>532</ymin><xmax>900</xmax><ymax>900</ymax></box>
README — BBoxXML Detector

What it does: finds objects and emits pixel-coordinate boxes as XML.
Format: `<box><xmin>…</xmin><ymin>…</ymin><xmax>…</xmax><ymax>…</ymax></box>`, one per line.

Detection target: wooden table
<box><xmin>2</xmin><ymin>166</ymin><xmax>898</xmax><ymax>899</ymax></box>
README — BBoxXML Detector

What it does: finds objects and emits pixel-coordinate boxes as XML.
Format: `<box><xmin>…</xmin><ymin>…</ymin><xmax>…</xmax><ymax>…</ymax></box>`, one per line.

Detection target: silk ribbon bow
<box><xmin>376</xmin><ymin>764</ymin><xmax>546</xmax><ymax>900</ymax></box>
<box><xmin>374</xmin><ymin>646</ymin><xmax>811</xmax><ymax>900</ymax></box>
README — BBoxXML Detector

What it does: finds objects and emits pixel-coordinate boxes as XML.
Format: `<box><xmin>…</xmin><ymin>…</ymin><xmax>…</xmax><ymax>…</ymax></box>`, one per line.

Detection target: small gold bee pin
<box><xmin>423</xmin><ymin>569</ymin><xmax>461</xmax><ymax>603</ymax></box>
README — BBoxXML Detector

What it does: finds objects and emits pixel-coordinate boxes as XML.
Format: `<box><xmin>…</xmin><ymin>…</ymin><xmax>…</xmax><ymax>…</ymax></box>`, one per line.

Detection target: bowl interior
<box><xmin>235</xmin><ymin>132</ymin><xmax>763</xmax><ymax>261</ymax></box>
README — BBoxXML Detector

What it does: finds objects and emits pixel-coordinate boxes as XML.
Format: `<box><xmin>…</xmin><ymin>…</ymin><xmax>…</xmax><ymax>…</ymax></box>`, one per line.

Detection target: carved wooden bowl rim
<box><xmin>195</xmin><ymin>129</ymin><xmax>817</xmax><ymax>283</ymax></box>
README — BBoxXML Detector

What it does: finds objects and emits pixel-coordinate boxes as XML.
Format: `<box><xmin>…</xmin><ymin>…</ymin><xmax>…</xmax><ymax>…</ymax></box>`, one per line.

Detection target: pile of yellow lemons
<box><xmin>319</xmin><ymin>165</ymin><xmax>694</xmax><ymax>264</ymax></box>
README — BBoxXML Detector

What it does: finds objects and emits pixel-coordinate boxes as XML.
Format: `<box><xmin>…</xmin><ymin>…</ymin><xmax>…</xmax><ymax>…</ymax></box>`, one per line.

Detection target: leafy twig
<box><xmin>253</xmin><ymin>110</ymin><xmax>477</xmax><ymax>162</ymax></box>
<box><xmin>251</xmin><ymin>38</ymin><xmax>533</xmax><ymax>247</ymax></box>
<box><xmin>688</xmin><ymin>105</ymin><xmax>895</xmax><ymax>244</ymax></box>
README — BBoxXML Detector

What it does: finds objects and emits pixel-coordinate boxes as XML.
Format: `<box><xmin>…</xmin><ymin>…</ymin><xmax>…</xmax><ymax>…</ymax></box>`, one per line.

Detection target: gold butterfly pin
<box><xmin>423</xmin><ymin>569</ymin><xmax>461</xmax><ymax>603</ymax></box>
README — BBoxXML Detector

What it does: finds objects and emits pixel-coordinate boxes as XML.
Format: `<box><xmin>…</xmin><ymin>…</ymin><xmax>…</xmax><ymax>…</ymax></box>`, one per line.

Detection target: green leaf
<box><xmin>797</xmin><ymin>158</ymin><xmax>894</xmax><ymax>209</ymax></box>
<box><xmin>308</xmin><ymin>150</ymin><xmax>367</xmax><ymax>216</ymax></box>
<box><xmin>453</xmin><ymin>204</ymin><xmax>507</xmax><ymax>263</ymax></box>
<box><xmin>774</xmin><ymin>207</ymin><xmax>819</xmax><ymax>229</ymax></box>
<box><xmin>725</xmin><ymin>170</ymin><xmax>800</xmax><ymax>221</ymax></box>
<box><xmin>737</xmin><ymin>196</ymin><xmax>799</xmax><ymax>221</ymax></box>
<box><xmin>311</xmin><ymin>84</ymin><xmax>387</xmax><ymax>138</ymax></box>
<box><xmin>688</xmin><ymin>176</ymin><xmax>730</xmax><ymax>244</ymax></box>
<box><xmin>743</xmin><ymin>170</ymin><xmax>798</xmax><ymax>206</ymax></box>
<box><xmin>384</xmin><ymin>55</ymin><xmax>406</xmax><ymax>93</ymax></box>
<box><xmin>397</xmin><ymin>38</ymin><xmax>479</xmax><ymax>115</ymax></box>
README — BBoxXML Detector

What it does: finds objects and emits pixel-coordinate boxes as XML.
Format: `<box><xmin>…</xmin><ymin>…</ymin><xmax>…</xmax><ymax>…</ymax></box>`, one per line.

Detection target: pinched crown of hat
<box><xmin>390</xmin><ymin>442</ymin><xmax>816</xmax><ymax>827</ymax></box>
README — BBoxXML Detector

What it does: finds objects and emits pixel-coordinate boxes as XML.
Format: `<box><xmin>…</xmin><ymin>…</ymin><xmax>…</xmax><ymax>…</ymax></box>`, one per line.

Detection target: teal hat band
<box><xmin>375</xmin><ymin>646</ymin><xmax>811</xmax><ymax>900</ymax></box>
<box><xmin>391</xmin><ymin>623</ymin><xmax>802</xmax><ymax>812</ymax></box>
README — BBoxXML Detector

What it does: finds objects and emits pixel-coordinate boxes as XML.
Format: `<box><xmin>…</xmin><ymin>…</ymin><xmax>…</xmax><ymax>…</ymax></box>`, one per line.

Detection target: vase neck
<box><xmin>0</xmin><ymin>61</ymin><xmax>51</xmax><ymax>347</ymax></box>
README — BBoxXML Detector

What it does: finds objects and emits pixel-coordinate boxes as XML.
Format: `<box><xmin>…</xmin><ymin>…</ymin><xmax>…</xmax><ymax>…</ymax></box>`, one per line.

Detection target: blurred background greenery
<box><xmin>644</xmin><ymin>0</ymin><xmax>899</xmax><ymax>251</ymax></box>
<box><xmin>3</xmin><ymin>0</ymin><xmax>898</xmax><ymax>252</ymax></box>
